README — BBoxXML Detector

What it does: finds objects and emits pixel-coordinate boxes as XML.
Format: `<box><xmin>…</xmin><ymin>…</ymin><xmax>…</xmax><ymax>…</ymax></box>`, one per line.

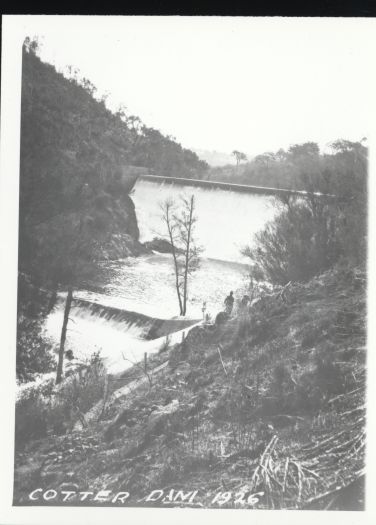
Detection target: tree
<box><xmin>31</xmin><ymin>190</ymin><xmax>119</xmax><ymax>384</ymax></box>
<box><xmin>242</xmin><ymin>197</ymin><xmax>339</xmax><ymax>285</ymax></box>
<box><xmin>160</xmin><ymin>196</ymin><xmax>202</xmax><ymax>316</ymax></box>
<box><xmin>18</xmin><ymin>39</ymin><xmax>209</xmax><ymax>383</ymax></box>
<box><xmin>232</xmin><ymin>150</ymin><xmax>248</xmax><ymax>167</ymax></box>
<box><xmin>241</xmin><ymin>141</ymin><xmax>367</xmax><ymax>284</ymax></box>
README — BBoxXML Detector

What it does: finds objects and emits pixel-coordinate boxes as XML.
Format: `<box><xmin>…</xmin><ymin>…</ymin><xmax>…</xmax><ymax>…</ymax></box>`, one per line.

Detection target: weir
<box><xmin>56</xmin><ymin>296</ymin><xmax>200</xmax><ymax>340</ymax></box>
<box><xmin>45</xmin><ymin>175</ymin><xmax>296</xmax><ymax>371</ymax></box>
<box><xmin>138</xmin><ymin>173</ymin><xmax>320</xmax><ymax>197</ymax></box>
<box><xmin>131</xmin><ymin>176</ymin><xmax>279</xmax><ymax>262</ymax></box>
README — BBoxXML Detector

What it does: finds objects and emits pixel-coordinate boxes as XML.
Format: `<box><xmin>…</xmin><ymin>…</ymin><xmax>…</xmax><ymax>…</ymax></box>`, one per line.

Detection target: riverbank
<box><xmin>14</xmin><ymin>264</ymin><xmax>366</xmax><ymax>509</ymax></box>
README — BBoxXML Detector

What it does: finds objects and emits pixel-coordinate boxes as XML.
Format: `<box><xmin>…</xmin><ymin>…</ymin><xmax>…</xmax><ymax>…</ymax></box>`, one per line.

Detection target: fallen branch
<box><xmin>302</xmin><ymin>473</ymin><xmax>365</xmax><ymax>509</ymax></box>
<box><xmin>217</xmin><ymin>345</ymin><xmax>228</xmax><ymax>376</ymax></box>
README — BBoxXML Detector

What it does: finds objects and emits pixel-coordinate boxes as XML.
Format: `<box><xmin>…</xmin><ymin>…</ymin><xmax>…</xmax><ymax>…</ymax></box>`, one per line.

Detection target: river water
<box><xmin>132</xmin><ymin>178</ymin><xmax>277</xmax><ymax>262</ymax></box>
<box><xmin>44</xmin><ymin>180</ymin><xmax>278</xmax><ymax>374</ymax></box>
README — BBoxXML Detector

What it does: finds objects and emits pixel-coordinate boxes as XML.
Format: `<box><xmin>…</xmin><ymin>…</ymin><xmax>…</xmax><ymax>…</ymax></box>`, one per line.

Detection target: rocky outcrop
<box><xmin>143</xmin><ymin>237</ymin><xmax>174</xmax><ymax>254</ymax></box>
<box><xmin>98</xmin><ymin>233</ymin><xmax>148</xmax><ymax>260</ymax></box>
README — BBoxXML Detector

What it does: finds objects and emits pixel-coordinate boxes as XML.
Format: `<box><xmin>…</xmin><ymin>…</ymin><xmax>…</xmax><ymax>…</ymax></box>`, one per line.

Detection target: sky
<box><xmin>16</xmin><ymin>16</ymin><xmax>374</xmax><ymax>157</ymax></box>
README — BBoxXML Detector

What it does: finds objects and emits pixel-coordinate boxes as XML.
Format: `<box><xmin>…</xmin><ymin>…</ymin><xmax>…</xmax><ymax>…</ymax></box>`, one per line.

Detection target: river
<box><xmin>44</xmin><ymin>179</ymin><xmax>278</xmax><ymax>374</ymax></box>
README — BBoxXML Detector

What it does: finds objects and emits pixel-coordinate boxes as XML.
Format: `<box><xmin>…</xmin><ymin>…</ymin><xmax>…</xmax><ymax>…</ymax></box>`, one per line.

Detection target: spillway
<box><xmin>58</xmin><ymin>296</ymin><xmax>200</xmax><ymax>340</ymax></box>
<box><xmin>131</xmin><ymin>177</ymin><xmax>279</xmax><ymax>262</ymax></box>
<box><xmin>46</xmin><ymin>296</ymin><xmax>201</xmax><ymax>374</ymax></box>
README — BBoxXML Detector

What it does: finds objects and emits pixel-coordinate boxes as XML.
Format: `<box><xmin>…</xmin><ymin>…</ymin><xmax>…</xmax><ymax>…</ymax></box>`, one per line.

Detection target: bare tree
<box><xmin>160</xmin><ymin>195</ymin><xmax>202</xmax><ymax>316</ymax></box>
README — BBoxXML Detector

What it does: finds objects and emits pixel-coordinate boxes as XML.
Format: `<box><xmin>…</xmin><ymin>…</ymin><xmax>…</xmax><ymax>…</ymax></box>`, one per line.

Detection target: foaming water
<box><xmin>83</xmin><ymin>253</ymin><xmax>249</xmax><ymax>318</ymax></box>
<box><xmin>45</xmin><ymin>306</ymin><xmax>200</xmax><ymax>375</ymax></box>
<box><xmin>43</xmin><ymin>180</ymin><xmax>277</xmax><ymax>376</ymax></box>
<box><xmin>132</xmin><ymin>178</ymin><xmax>278</xmax><ymax>262</ymax></box>
<box><xmin>44</xmin><ymin>255</ymin><xmax>249</xmax><ymax>374</ymax></box>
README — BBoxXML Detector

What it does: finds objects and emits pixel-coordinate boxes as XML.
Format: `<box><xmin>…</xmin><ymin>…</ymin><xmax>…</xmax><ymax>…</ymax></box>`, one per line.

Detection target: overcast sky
<box><xmin>18</xmin><ymin>16</ymin><xmax>373</xmax><ymax>156</ymax></box>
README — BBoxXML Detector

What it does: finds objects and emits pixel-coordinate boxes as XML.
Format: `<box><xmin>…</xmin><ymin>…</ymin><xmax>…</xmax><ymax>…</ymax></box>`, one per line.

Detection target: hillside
<box><xmin>19</xmin><ymin>44</ymin><xmax>209</xmax><ymax>283</ymax></box>
<box><xmin>13</xmin><ymin>264</ymin><xmax>366</xmax><ymax>510</ymax></box>
<box><xmin>205</xmin><ymin>141</ymin><xmax>367</xmax><ymax>193</ymax></box>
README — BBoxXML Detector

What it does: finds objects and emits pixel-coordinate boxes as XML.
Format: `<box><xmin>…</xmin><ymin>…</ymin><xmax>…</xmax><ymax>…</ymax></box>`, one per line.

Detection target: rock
<box><xmin>145</xmin><ymin>400</ymin><xmax>180</xmax><ymax>436</ymax></box>
<box><xmin>104</xmin><ymin>407</ymin><xmax>139</xmax><ymax>441</ymax></box>
<box><xmin>99</xmin><ymin>234</ymin><xmax>148</xmax><ymax>260</ymax></box>
<box><xmin>215</xmin><ymin>311</ymin><xmax>230</xmax><ymax>326</ymax></box>
<box><xmin>144</xmin><ymin>237</ymin><xmax>174</xmax><ymax>254</ymax></box>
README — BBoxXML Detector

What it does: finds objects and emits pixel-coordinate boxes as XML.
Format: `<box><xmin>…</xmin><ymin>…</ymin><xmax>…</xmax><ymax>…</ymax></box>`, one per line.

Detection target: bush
<box><xmin>49</xmin><ymin>352</ymin><xmax>107</xmax><ymax>428</ymax></box>
<box><xmin>242</xmin><ymin>141</ymin><xmax>367</xmax><ymax>285</ymax></box>
<box><xmin>15</xmin><ymin>352</ymin><xmax>107</xmax><ymax>447</ymax></box>
<box><xmin>16</xmin><ymin>314</ymin><xmax>56</xmax><ymax>383</ymax></box>
<box><xmin>15</xmin><ymin>392</ymin><xmax>49</xmax><ymax>448</ymax></box>
<box><xmin>243</xmin><ymin>201</ymin><xmax>340</xmax><ymax>285</ymax></box>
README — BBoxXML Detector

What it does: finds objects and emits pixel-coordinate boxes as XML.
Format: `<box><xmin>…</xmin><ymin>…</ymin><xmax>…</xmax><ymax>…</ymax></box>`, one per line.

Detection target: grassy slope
<box><xmin>14</xmin><ymin>265</ymin><xmax>366</xmax><ymax>509</ymax></box>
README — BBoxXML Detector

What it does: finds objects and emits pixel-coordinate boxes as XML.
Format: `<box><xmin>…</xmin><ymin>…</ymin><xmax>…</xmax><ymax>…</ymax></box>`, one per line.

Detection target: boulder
<box><xmin>215</xmin><ymin>311</ymin><xmax>230</xmax><ymax>326</ymax></box>
<box><xmin>144</xmin><ymin>237</ymin><xmax>174</xmax><ymax>254</ymax></box>
<box><xmin>145</xmin><ymin>399</ymin><xmax>180</xmax><ymax>436</ymax></box>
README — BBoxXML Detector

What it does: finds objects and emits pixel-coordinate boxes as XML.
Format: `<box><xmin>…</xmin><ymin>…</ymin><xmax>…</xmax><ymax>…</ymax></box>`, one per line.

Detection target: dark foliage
<box><xmin>242</xmin><ymin>141</ymin><xmax>367</xmax><ymax>284</ymax></box>
<box><xmin>17</xmin><ymin>40</ymin><xmax>208</xmax><ymax>380</ymax></box>
<box><xmin>19</xmin><ymin>41</ymin><xmax>208</xmax><ymax>288</ymax></box>
<box><xmin>16</xmin><ymin>315</ymin><xmax>56</xmax><ymax>383</ymax></box>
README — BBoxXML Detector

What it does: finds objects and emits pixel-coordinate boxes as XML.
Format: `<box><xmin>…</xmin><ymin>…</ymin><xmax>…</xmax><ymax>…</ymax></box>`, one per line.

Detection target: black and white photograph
<box><xmin>1</xmin><ymin>15</ymin><xmax>376</xmax><ymax>522</ymax></box>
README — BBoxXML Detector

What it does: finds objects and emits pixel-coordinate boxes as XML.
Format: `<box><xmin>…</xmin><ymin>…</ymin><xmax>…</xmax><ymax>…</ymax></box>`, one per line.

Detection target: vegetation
<box><xmin>207</xmin><ymin>140</ymin><xmax>367</xmax><ymax>192</ymax></box>
<box><xmin>15</xmin><ymin>352</ymin><xmax>106</xmax><ymax>449</ymax></box>
<box><xmin>231</xmin><ymin>150</ymin><xmax>248</xmax><ymax>168</ymax></box>
<box><xmin>16</xmin><ymin>315</ymin><xmax>55</xmax><ymax>383</ymax></box>
<box><xmin>14</xmin><ymin>265</ymin><xmax>366</xmax><ymax>509</ymax></box>
<box><xmin>13</xmin><ymin>38</ymin><xmax>367</xmax><ymax>511</ymax></box>
<box><xmin>16</xmin><ymin>274</ymin><xmax>56</xmax><ymax>383</ymax></box>
<box><xmin>18</xmin><ymin>39</ymin><xmax>208</xmax><ymax>382</ymax></box>
<box><xmin>241</xmin><ymin>140</ymin><xmax>367</xmax><ymax>284</ymax></box>
<box><xmin>160</xmin><ymin>196</ymin><xmax>203</xmax><ymax>316</ymax></box>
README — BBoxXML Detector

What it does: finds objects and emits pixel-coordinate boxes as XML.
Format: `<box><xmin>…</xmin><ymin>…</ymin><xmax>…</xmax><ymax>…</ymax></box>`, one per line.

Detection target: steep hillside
<box><xmin>19</xmin><ymin>45</ymin><xmax>209</xmax><ymax>281</ymax></box>
<box><xmin>14</xmin><ymin>265</ymin><xmax>366</xmax><ymax>510</ymax></box>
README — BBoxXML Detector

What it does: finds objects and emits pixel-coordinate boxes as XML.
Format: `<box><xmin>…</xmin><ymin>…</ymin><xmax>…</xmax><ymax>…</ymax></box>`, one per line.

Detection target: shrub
<box><xmin>16</xmin><ymin>314</ymin><xmax>56</xmax><ymax>383</ymax></box>
<box><xmin>15</xmin><ymin>352</ymin><xmax>107</xmax><ymax>447</ymax></box>
<box><xmin>49</xmin><ymin>352</ymin><xmax>107</xmax><ymax>426</ymax></box>
<box><xmin>241</xmin><ymin>141</ymin><xmax>367</xmax><ymax>285</ymax></box>
<box><xmin>15</xmin><ymin>392</ymin><xmax>48</xmax><ymax>448</ymax></box>
<box><xmin>243</xmin><ymin>201</ymin><xmax>340</xmax><ymax>285</ymax></box>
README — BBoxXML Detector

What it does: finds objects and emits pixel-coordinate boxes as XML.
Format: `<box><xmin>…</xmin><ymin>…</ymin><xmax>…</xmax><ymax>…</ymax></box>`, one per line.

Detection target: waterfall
<box><xmin>131</xmin><ymin>178</ymin><xmax>278</xmax><ymax>262</ymax></box>
<box><xmin>46</xmin><ymin>296</ymin><xmax>201</xmax><ymax>374</ymax></box>
<box><xmin>55</xmin><ymin>296</ymin><xmax>199</xmax><ymax>340</ymax></box>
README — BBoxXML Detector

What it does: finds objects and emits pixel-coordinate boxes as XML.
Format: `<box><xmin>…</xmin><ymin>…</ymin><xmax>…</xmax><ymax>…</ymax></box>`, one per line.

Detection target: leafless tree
<box><xmin>160</xmin><ymin>195</ymin><xmax>203</xmax><ymax>316</ymax></box>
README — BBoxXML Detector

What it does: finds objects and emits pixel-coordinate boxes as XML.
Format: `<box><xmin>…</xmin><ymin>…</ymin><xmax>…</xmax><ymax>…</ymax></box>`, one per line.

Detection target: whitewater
<box><xmin>43</xmin><ymin>178</ymin><xmax>279</xmax><ymax>375</ymax></box>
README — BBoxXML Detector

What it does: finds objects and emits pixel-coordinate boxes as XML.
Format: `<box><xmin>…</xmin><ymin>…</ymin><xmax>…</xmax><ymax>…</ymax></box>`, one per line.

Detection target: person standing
<box><xmin>224</xmin><ymin>291</ymin><xmax>234</xmax><ymax>315</ymax></box>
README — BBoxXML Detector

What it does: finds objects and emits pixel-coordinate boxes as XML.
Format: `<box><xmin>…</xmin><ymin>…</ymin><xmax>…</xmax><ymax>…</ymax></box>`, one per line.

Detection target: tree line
<box><xmin>207</xmin><ymin>140</ymin><xmax>367</xmax><ymax>191</ymax></box>
<box><xmin>241</xmin><ymin>140</ymin><xmax>367</xmax><ymax>284</ymax></box>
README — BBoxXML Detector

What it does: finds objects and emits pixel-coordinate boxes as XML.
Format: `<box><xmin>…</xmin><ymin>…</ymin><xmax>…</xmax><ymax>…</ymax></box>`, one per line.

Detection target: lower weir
<box><xmin>57</xmin><ymin>296</ymin><xmax>200</xmax><ymax>340</ymax></box>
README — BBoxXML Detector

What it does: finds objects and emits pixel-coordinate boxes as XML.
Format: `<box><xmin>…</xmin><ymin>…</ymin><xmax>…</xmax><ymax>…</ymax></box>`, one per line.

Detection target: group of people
<box><xmin>224</xmin><ymin>291</ymin><xmax>251</xmax><ymax>315</ymax></box>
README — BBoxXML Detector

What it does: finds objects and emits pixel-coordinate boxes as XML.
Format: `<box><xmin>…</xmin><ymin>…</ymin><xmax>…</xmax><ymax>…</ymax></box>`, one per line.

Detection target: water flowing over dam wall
<box><xmin>46</xmin><ymin>296</ymin><xmax>201</xmax><ymax>373</ymax></box>
<box><xmin>56</xmin><ymin>296</ymin><xmax>200</xmax><ymax>340</ymax></box>
<box><xmin>131</xmin><ymin>177</ymin><xmax>279</xmax><ymax>262</ymax></box>
<box><xmin>138</xmin><ymin>174</ymin><xmax>314</xmax><ymax>197</ymax></box>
